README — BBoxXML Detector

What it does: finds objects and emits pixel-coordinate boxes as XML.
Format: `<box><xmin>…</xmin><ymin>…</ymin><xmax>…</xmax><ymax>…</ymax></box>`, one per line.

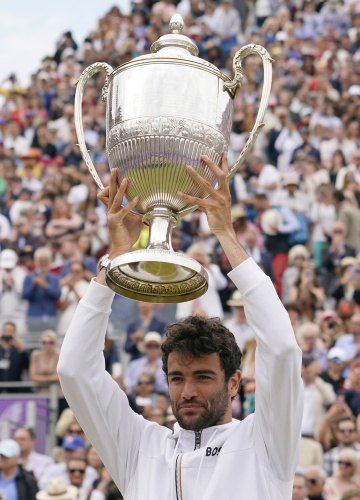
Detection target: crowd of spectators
<box><xmin>1</xmin><ymin>0</ymin><xmax>360</xmax><ymax>498</ymax></box>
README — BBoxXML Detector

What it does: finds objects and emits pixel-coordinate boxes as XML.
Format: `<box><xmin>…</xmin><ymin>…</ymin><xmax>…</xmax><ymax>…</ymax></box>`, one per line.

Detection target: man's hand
<box><xmin>97</xmin><ymin>169</ymin><xmax>143</xmax><ymax>259</ymax></box>
<box><xmin>177</xmin><ymin>153</ymin><xmax>248</xmax><ymax>269</ymax></box>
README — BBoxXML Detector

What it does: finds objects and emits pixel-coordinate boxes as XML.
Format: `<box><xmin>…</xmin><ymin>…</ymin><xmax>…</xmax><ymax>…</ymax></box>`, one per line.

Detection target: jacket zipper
<box><xmin>175</xmin><ymin>453</ymin><xmax>184</xmax><ymax>500</ymax></box>
<box><xmin>194</xmin><ymin>430</ymin><xmax>202</xmax><ymax>450</ymax></box>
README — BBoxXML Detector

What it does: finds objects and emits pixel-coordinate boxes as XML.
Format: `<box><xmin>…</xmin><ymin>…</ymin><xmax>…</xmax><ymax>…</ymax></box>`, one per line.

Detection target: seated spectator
<box><xmin>147</xmin><ymin>408</ymin><xmax>167</xmax><ymax>426</ymax></box>
<box><xmin>282</xmin><ymin>245</ymin><xmax>310</xmax><ymax>304</ymax></box>
<box><xmin>305</xmin><ymin>465</ymin><xmax>326</xmax><ymax>500</ymax></box>
<box><xmin>175</xmin><ymin>243</ymin><xmax>227</xmax><ymax>321</ymax></box>
<box><xmin>323</xmin><ymin>417</ymin><xmax>360</xmax><ymax>477</ymax></box>
<box><xmin>0</xmin><ymin>322</ymin><xmax>29</xmax><ymax>393</ymax></box>
<box><xmin>124</xmin><ymin>301</ymin><xmax>167</xmax><ymax>361</ymax></box>
<box><xmin>310</xmin><ymin>184</ymin><xmax>335</xmax><ymax>268</ymax></box>
<box><xmin>301</xmin><ymin>354</ymin><xmax>336</xmax><ymax>440</ymax></box>
<box><xmin>39</xmin><ymin>435</ymin><xmax>98</xmax><ymax>490</ymax></box>
<box><xmin>224</xmin><ymin>290</ymin><xmax>255</xmax><ymax>351</ymax></box>
<box><xmin>124</xmin><ymin>332</ymin><xmax>168</xmax><ymax>395</ymax></box>
<box><xmin>292</xmin><ymin>471</ymin><xmax>310</xmax><ymax>500</ymax></box>
<box><xmin>334</xmin><ymin>316</ymin><xmax>360</xmax><ymax>377</ymax></box>
<box><xmin>320</xmin><ymin>347</ymin><xmax>347</xmax><ymax>394</ymax></box>
<box><xmin>22</xmin><ymin>246</ymin><xmax>61</xmax><ymax>333</ymax></box>
<box><xmin>44</xmin><ymin>197</ymin><xmax>83</xmax><ymax>239</ymax></box>
<box><xmin>58</xmin><ymin>261</ymin><xmax>89</xmax><ymax>336</ymax></box>
<box><xmin>298</xmin><ymin>323</ymin><xmax>329</xmax><ymax>372</ymax></box>
<box><xmin>0</xmin><ymin>248</ymin><xmax>27</xmax><ymax>335</ymax></box>
<box><xmin>323</xmin><ymin>447</ymin><xmax>359</xmax><ymax>500</ymax></box>
<box><xmin>332</xmin><ymin>258</ymin><xmax>360</xmax><ymax>307</ymax></box>
<box><xmin>290</xmin><ymin>264</ymin><xmax>325</xmax><ymax>323</ymax></box>
<box><xmin>13</xmin><ymin>426</ymin><xmax>54</xmax><ymax>482</ymax></box>
<box><xmin>0</xmin><ymin>439</ymin><xmax>38</xmax><ymax>500</ymax></box>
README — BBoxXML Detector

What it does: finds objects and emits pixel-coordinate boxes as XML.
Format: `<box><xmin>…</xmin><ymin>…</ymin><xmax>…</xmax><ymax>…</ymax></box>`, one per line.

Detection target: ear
<box><xmin>228</xmin><ymin>370</ymin><xmax>241</xmax><ymax>398</ymax></box>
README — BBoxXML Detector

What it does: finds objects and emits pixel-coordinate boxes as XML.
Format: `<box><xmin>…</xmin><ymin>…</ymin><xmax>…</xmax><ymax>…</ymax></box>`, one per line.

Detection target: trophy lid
<box><xmin>150</xmin><ymin>14</ymin><xmax>199</xmax><ymax>56</ymax></box>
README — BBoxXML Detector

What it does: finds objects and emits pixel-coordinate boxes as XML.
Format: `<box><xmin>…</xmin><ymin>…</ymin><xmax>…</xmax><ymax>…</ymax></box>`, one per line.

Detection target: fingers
<box><xmin>97</xmin><ymin>186</ymin><xmax>110</xmax><ymax>207</ymax></box>
<box><xmin>121</xmin><ymin>195</ymin><xmax>140</xmax><ymax>217</ymax></box>
<box><xmin>108</xmin><ymin>169</ymin><xmax>118</xmax><ymax>208</ymax></box>
<box><xmin>201</xmin><ymin>153</ymin><xmax>229</xmax><ymax>189</ymax></box>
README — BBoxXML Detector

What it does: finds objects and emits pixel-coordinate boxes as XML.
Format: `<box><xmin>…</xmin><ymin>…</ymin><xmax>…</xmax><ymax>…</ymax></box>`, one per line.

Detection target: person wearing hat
<box><xmin>332</xmin><ymin>257</ymin><xmax>360</xmax><ymax>307</ymax></box>
<box><xmin>36</xmin><ymin>478</ymin><xmax>78</xmax><ymax>500</ymax></box>
<box><xmin>0</xmin><ymin>438</ymin><xmax>38</xmax><ymax>500</ymax></box>
<box><xmin>282</xmin><ymin>245</ymin><xmax>310</xmax><ymax>303</ymax></box>
<box><xmin>273</xmin><ymin>172</ymin><xmax>309</xmax><ymax>215</ymax></box>
<box><xmin>225</xmin><ymin>290</ymin><xmax>254</xmax><ymax>351</ymax></box>
<box><xmin>0</xmin><ymin>249</ymin><xmax>27</xmax><ymax>335</ymax></box>
<box><xmin>59</xmin><ymin>156</ymin><xmax>303</xmax><ymax>499</ymax></box>
<box><xmin>319</xmin><ymin>347</ymin><xmax>346</xmax><ymax>394</ymax></box>
<box><xmin>38</xmin><ymin>435</ymin><xmax>98</xmax><ymax>491</ymax></box>
<box><xmin>124</xmin><ymin>332</ymin><xmax>168</xmax><ymax>394</ymax></box>
<box><xmin>0</xmin><ymin>322</ymin><xmax>29</xmax><ymax>393</ymax></box>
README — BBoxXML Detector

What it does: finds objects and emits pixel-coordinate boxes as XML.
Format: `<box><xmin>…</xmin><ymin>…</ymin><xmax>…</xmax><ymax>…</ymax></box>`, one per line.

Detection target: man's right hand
<box><xmin>97</xmin><ymin>169</ymin><xmax>143</xmax><ymax>259</ymax></box>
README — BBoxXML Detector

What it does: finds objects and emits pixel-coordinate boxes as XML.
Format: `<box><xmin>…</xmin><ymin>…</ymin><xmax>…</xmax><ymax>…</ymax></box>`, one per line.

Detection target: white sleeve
<box><xmin>57</xmin><ymin>280</ymin><xmax>149</xmax><ymax>493</ymax></box>
<box><xmin>228</xmin><ymin>259</ymin><xmax>303</xmax><ymax>482</ymax></box>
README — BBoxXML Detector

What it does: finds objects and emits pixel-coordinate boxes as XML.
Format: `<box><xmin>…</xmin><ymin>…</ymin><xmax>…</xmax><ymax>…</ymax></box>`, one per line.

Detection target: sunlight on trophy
<box><xmin>74</xmin><ymin>14</ymin><xmax>273</xmax><ymax>303</ymax></box>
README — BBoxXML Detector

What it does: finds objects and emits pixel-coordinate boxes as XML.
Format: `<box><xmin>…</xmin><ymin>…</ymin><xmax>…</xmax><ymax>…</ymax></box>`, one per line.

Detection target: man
<box><xmin>0</xmin><ymin>439</ymin><xmax>38</xmax><ymax>500</ymax></box>
<box><xmin>292</xmin><ymin>472</ymin><xmax>309</xmax><ymax>500</ymax></box>
<box><xmin>333</xmin><ymin>190</ymin><xmax>360</xmax><ymax>253</ymax></box>
<box><xmin>66</xmin><ymin>458</ymin><xmax>90</xmax><ymax>500</ymax></box>
<box><xmin>298</xmin><ymin>323</ymin><xmax>328</xmax><ymax>372</ymax></box>
<box><xmin>301</xmin><ymin>355</ymin><xmax>336</xmax><ymax>440</ymax></box>
<box><xmin>323</xmin><ymin>416</ymin><xmax>360</xmax><ymax>477</ymax></box>
<box><xmin>22</xmin><ymin>246</ymin><xmax>61</xmax><ymax>333</ymax></box>
<box><xmin>305</xmin><ymin>466</ymin><xmax>325</xmax><ymax>500</ymax></box>
<box><xmin>124</xmin><ymin>332</ymin><xmax>168</xmax><ymax>394</ymax></box>
<box><xmin>38</xmin><ymin>435</ymin><xmax>98</xmax><ymax>490</ymax></box>
<box><xmin>13</xmin><ymin>427</ymin><xmax>53</xmax><ymax>482</ymax></box>
<box><xmin>319</xmin><ymin>347</ymin><xmax>346</xmax><ymax>394</ymax></box>
<box><xmin>248</xmin><ymin>152</ymin><xmax>281</xmax><ymax>203</ymax></box>
<box><xmin>0</xmin><ymin>322</ymin><xmax>29</xmax><ymax>393</ymax></box>
<box><xmin>124</xmin><ymin>302</ymin><xmax>167</xmax><ymax>361</ymax></box>
<box><xmin>335</xmin><ymin>314</ymin><xmax>360</xmax><ymax>377</ymax></box>
<box><xmin>58</xmin><ymin>155</ymin><xmax>303</xmax><ymax>499</ymax></box>
<box><xmin>224</xmin><ymin>290</ymin><xmax>254</xmax><ymax>351</ymax></box>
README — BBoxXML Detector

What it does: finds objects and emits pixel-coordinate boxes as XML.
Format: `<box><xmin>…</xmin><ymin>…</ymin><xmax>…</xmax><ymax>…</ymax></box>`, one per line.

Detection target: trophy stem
<box><xmin>144</xmin><ymin>210</ymin><xmax>177</xmax><ymax>251</ymax></box>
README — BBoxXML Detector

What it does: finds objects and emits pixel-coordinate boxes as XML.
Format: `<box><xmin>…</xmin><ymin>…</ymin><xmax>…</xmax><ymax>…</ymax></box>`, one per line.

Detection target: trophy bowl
<box><xmin>75</xmin><ymin>14</ymin><xmax>273</xmax><ymax>303</ymax></box>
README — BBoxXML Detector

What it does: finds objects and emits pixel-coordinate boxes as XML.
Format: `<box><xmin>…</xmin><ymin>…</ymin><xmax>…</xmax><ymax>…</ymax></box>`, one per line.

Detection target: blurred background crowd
<box><xmin>1</xmin><ymin>0</ymin><xmax>360</xmax><ymax>498</ymax></box>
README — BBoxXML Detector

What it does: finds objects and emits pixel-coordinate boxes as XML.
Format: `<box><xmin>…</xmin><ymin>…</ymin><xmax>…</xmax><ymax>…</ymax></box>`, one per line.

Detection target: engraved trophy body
<box><xmin>74</xmin><ymin>15</ymin><xmax>273</xmax><ymax>303</ymax></box>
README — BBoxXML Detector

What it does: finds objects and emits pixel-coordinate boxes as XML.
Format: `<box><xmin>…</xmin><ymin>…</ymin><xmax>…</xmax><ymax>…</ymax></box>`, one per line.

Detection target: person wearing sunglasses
<box><xmin>323</xmin><ymin>417</ymin><xmax>360</xmax><ymax>478</ymax></box>
<box><xmin>323</xmin><ymin>448</ymin><xmax>359</xmax><ymax>500</ymax></box>
<box><xmin>305</xmin><ymin>465</ymin><xmax>326</xmax><ymax>500</ymax></box>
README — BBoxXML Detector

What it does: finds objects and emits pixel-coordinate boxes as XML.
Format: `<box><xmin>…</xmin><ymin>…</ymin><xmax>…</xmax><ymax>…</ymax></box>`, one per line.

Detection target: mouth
<box><xmin>178</xmin><ymin>404</ymin><xmax>203</xmax><ymax>412</ymax></box>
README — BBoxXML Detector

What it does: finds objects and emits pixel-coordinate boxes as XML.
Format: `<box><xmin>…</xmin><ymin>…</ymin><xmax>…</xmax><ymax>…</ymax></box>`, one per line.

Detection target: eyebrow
<box><xmin>168</xmin><ymin>369</ymin><xmax>217</xmax><ymax>377</ymax></box>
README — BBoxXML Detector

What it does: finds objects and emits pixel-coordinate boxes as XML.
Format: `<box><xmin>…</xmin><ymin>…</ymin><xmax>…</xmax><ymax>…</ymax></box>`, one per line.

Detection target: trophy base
<box><xmin>105</xmin><ymin>249</ymin><xmax>208</xmax><ymax>303</ymax></box>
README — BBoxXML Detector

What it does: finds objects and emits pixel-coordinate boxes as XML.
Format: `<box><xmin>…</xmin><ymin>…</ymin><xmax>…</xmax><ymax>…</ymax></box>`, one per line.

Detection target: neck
<box><xmin>20</xmin><ymin>449</ymin><xmax>31</xmax><ymax>460</ymax></box>
<box><xmin>1</xmin><ymin>466</ymin><xmax>18</xmax><ymax>480</ymax></box>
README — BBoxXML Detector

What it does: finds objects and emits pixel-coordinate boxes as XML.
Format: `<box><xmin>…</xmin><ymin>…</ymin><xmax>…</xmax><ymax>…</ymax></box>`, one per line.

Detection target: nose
<box><xmin>181</xmin><ymin>380</ymin><xmax>199</xmax><ymax>400</ymax></box>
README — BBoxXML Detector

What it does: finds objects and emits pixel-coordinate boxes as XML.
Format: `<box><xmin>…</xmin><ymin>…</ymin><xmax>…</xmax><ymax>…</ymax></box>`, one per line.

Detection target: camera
<box><xmin>1</xmin><ymin>335</ymin><xmax>13</xmax><ymax>343</ymax></box>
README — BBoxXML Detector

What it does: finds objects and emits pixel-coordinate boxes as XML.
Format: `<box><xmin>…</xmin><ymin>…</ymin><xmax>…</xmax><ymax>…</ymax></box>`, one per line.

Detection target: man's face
<box><xmin>302</xmin><ymin>331</ymin><xmax>317</xmax><ymax>350</ymax></box>
<box><xmin>167</xmin><ymin>352</ymin><xmax>239</xmax><ymax>432</ymax></box>
<box><xmin>350</xmin><ymin>316</ymin><xmax>360</xmax><ymax>336</ymax></box>
<box><xmin>305</xmin><ymin>470</ymin><xmax>325</xmax><ymax>496</ymax></box>
<box><xmin>336</xmin><ymin>421</ymin><xmax>356</xmax><ymax>446</ymax></box>
<box><xmin>292</xmin><ymin>475</ymin><xmax>308</xmax><ymax>500</ymax></box>
<box><xmin>67</xmin><ymin>459</ymin><xmax>86</xmax><ymax>487</ymax></box>
<box><xmin>0</xmin><ymin>454</ymin><xmax>18</xmax><ymax>474</ymax></box>
<box><xmin>301</xmin><ymin>360</ymin><xmax>318</xmax><ymax>384</ymax></box>
<box><xmin>145</xmin><ymin>342</ymin><xmax>161</xmax><ymax>362</ymax></box>
<box><xmin>13</xmin><ymin>429</ymin><xmax>34</xmax><ymax>455</ymax></box>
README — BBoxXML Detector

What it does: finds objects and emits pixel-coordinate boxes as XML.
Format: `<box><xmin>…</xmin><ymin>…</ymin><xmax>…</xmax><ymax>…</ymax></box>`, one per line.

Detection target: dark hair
<box><xmin>18</xmin><ymin>426</ymin><xmax>36</xmax><ymax>440</ymax></box>
<box><xmin>161</xmin><ymin>315</ymin><xmax>241</xmax><ymax>382</ymax></box>
<box><xmin>333</xmin><ymin>190</ymin><xmax>345</xmax><ymax>203</ymax></box>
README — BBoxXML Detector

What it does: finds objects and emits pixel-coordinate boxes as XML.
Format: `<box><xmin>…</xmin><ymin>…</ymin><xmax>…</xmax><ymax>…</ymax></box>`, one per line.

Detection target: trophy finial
<box><xmin>169</xmin><ymin>14</ymin><xmax>184</xmax><ymax>34</ymax></box>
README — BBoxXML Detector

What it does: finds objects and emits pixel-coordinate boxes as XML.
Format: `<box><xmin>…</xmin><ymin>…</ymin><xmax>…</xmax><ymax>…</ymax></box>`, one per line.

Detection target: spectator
<box><xmin>305</xmin><ymin>465</ymin><xmax>326</xmax><ymax>500</ymax></box>
<box><xmin>323</xmin><ymin>447</ymin><xmax>359</xmax><ymax>500</ymax></box>
<box><xmin>248</xmin><ymin>152</ymin><xmax>281</xmax><ymax>203</ymax></box>
<box><xmin>39</xmin><ymin>436</ymin><xmax>98</xmax><ymax>490</ymax></box>
<box><xmin>323</xmin><ymin>417</ymin><xmax>360</xmax><ymax>477</ymax></box>
<box><xmin>332</xmin><ymin>190</ymin><xmax>360</xmax><ymax>254</ymax></box>
<box><xmin>282</xmin><ymin>245</ymin><xmax>310</xmax><ymax>304</ymax></box>
<box><xmin>22</xmin><ymin>246</ymin><xmax>61</xmax><ymax>333</ymax></box>
<box><xmin>298</xmin><ymin>323</ymin><xmax>329</xmax><ymax>373</ymax></box>
<box><xmin>13</xmin><ymin>427</ymin><xmax>54</xmax><ymax>483</ymax></box>
<box><xmin>0</xmin><ymin>439</ymin><xmax>38</xmax><ymax>500</ymax></box>
<box><xmin>0</xmin><ymin>322</ymin><xmax>29</xmax><ymax>393</ymax></box>
<box><xmin>36</xmin><ymin>478</ymin><xmax>78</xmax><ymax>500</ymax></box>
<box><xmin>301</xmin><ymin>354</ymin><xmax>336</xmax><ymax>440</ymax></box>
<box><xmin>124</xmin><ymin>302</ymin><xmax>167</xmax><ymax>361</ymax></box>
<box><xmin>292</xmin><ymin>471</ymin><xmax>310</xmax><ymax>500</ymax></box>
<box><xmin>224</xmin><ymin>290</ymin><xmax>254</xmax><ymax>351</ymax></box>
<box><xmin>124</xmin><ymin>332</ymin><xmax>168</xmax><ymax>395</ymax></box>
<box><xmin>319</xmin><ymin>347</ymin><xmax>346</xmax><ymax>394</ymax></box>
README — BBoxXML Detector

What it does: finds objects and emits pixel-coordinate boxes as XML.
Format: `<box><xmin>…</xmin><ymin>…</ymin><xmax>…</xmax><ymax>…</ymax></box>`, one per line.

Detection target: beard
<box><xmin>171</xmin><ymin>383</ymin><xmax>230</xmax><ymax>432</ymax></box>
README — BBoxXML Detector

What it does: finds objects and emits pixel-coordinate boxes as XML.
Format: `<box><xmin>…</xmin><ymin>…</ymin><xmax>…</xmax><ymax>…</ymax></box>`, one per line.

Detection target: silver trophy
<box><xmin>74</xmin><ymin>14</ymin><xmax>273</xmax><ymax>303</ymax></box>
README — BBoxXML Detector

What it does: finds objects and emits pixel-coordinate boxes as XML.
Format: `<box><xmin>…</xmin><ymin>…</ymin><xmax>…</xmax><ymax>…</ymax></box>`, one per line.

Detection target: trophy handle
<box><xmin>74</xmin><ymin>62</ymin><xmax>114</xmax><ymax>190</ymax></box>
<box><xmin>223</xmin><ymin>44</ymin><xmax>274</xmax><ymax>182</ymax></box>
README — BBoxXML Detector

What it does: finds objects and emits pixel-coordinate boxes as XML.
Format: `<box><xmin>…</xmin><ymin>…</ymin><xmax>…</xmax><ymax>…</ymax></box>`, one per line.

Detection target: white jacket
<box><xmin>58</xmin><ymin>258</ymin><xmax>303</xmax><ymax>500</ymax></box>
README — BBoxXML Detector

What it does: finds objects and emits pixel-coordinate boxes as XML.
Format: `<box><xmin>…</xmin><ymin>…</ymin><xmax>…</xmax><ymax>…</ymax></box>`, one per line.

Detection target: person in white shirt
<box><xmin>58</xmin><ymin>154</ymin><xmax>303</xmax><ymax>500</ymax></box>
<box><xmin>248</xmin><ymin>151</ymin><xmax>281</xmax><ymax>203</ymax></box>
<box><xmin>13</xmin><ymin>427</ymin><xmax>53</xmax><ymax>483</ymax></box>
<box><xmin>224</xmin><ymin>290</ymin><xmax>254</xmax><ymax>351</ymax></box>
